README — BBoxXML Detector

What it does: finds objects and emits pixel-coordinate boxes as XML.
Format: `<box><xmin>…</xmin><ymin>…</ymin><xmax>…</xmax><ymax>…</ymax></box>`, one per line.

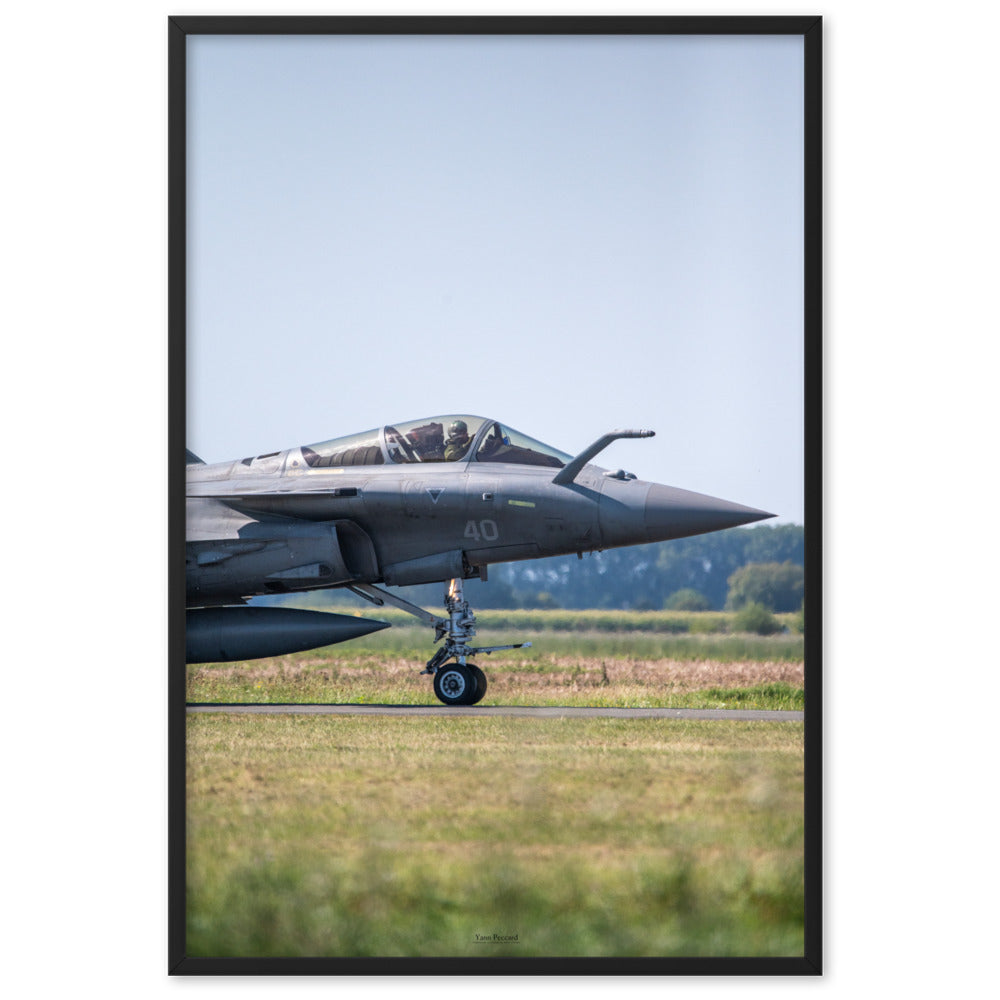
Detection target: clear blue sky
<box><xmin>187</xmin><ymin>33</ymin><xmax>804</xmax><ymax>522</ymax></box>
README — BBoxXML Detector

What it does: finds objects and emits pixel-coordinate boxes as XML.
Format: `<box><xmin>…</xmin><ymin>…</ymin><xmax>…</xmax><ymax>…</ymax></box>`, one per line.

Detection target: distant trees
<box><xmin>664</xmin><ymin>588</ymin><xmax>712</xmax><ymax>611</ymax></box>
<box><xmin>521</xmin><ymin>591</ymin><xmax>561</xmax><ymax>610</ymax></box>
<box><xmin>486</xmin><ymin>524</ymin><xmax>805</xmax><ymax>611</ymax></box>
<box><xmin>725</xmin><ymin>561</ymin><xmax>804</xmax><ymax>613</ymax></box>
<box><xmin>732</xmin><ymin>602</ymin><xmax>783</xmax><ymax>635</ymax></box>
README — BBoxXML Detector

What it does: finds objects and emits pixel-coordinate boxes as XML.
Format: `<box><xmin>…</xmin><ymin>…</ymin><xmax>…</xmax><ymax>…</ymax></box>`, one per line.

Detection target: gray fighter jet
<box><xmin>187</xmin><ymin>415</ymin><xmax>773</xmax><ymax>705</ymax></box>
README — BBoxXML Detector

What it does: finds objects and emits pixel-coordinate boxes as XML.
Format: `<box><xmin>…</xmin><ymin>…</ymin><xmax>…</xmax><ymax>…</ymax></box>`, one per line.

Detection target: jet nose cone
<box><xmin>644</xmin><ymin>484</ymin><xmax>775</xmax><ymax>542</ymax></box>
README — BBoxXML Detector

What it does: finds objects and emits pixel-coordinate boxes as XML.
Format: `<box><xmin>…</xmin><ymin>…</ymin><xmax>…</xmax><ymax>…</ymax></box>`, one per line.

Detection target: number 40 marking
<box><xmin>464</xmin><ymin>519</ymin><xmax>499</xmax><ymax>541</ymax></box>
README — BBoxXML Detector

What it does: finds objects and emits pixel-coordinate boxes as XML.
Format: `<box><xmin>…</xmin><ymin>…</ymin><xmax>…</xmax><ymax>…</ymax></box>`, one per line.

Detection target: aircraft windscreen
<box><xmin>385</xmin><ymin>416</ymin><xmax>487</xmax><ymax>464</ymax></box>
<box><xmin>475</xmin><ymin>422</ymin><xmax>570</xmax><ymax>468</ymax></box>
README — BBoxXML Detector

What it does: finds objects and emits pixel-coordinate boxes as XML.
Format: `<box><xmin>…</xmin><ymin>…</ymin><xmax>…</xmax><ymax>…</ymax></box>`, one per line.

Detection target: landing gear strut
<box><xmin>349</xmin><ymin>577</ymin><xmax>529</xmax><ymax>706</ymax></box>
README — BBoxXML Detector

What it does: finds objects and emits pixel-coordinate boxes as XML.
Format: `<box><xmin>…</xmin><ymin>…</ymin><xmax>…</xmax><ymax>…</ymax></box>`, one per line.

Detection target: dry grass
<box><xmin>188</xmin><ymin>655</ymin><xmax>804</xmax><ymax>710</ymax></box>
<box><xmin>199</xmin><ymin>656</ymin><xmax>800</xmax><ymax>689</ymax></box>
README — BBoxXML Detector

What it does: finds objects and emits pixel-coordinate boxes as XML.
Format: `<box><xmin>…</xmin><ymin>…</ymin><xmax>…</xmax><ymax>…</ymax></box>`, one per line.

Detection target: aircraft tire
<box><xmin>467</xmin><ymin>663</ymin><xmax>488</xmax><ymax>705</ymax></box>
<box><xmin>433</xmin><ymin>663</ymin><xmax>477</xmax><ymax>706</ymax></box>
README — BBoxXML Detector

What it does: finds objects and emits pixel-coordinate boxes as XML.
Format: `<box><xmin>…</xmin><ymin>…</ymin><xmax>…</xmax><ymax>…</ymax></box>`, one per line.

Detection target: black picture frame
<box><xmin>169</xmin><ymin>14</ymin><xmax>822</xmax><ymax>975</ymax></box>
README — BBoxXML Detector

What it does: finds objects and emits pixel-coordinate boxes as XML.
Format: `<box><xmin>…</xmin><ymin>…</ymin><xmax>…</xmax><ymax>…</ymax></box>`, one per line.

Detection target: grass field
<box><xmin>186</xmin><ymin>714</ymin><xmax>805</xmax><ymax>958</ymax></box>
<box><xmin>187</xmin><ymin>609</ymin><xmax>805</xmax><ymax>710</ymax></box>
<box><xmin>185</xmin><ymin>609</ymin><xmax>807</xmax><ymax>957</ymax></box>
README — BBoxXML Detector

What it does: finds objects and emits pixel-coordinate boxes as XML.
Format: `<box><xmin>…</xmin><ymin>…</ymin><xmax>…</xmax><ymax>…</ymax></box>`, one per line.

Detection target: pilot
<box><xmin>444</xmin><ymin>419</ymin><xmax>472</xmax><ymax>461</ymax></box>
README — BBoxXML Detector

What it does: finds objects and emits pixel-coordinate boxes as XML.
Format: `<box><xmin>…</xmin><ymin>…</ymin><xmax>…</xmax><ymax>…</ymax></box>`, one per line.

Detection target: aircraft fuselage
<box><xmin>187</xmin><ymin>448</ymin><xmax>769</xmax><ymax>607</ymax></box>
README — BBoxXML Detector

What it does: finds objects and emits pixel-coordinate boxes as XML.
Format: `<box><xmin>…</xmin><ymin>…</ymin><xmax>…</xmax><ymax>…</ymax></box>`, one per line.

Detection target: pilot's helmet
<box><xmin>449</xmin><ymin>420</ymin><xmax>468</xmax><ymax>438</ymax></box>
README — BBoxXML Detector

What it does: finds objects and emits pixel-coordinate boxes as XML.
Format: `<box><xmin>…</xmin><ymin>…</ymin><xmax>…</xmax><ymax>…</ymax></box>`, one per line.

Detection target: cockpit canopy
<box><xmin>301</xmin><ymin>416</ymin><xmax>571</xmax><ymax>470</ymax></box>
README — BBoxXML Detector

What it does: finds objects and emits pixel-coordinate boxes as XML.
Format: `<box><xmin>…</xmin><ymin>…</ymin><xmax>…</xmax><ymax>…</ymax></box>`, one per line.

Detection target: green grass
<box><xmin>307</xmin><ymin>605</ymin><xmax>802</xmax><ymax>636</ymax></box>
<box><xmin>691</xmin><ymin>683</ymin><xmax>804</xmax><ymax>711</ymax></box>
<box><xmin>187</xmin><ymin>714</ymin><xmax>805</xmax><ymax>958</ymax></box>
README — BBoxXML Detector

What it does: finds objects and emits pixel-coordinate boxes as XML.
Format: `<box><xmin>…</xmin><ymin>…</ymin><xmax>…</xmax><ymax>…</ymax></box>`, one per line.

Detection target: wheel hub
<box><xmin>439</xmin><ymin>669</ymin><xmax>466</xmax><ymax>698</ymax></box>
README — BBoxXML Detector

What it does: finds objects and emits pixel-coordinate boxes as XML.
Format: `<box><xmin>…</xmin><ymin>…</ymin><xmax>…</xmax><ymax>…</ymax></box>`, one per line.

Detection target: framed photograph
<box><xmin>170</xmin><ymin>15</ymin><xmax>821</xmax><ymax>974</ymax></box>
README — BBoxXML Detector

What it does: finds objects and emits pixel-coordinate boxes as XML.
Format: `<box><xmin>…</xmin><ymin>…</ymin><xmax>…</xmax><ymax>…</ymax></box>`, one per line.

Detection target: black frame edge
<box><xmin>171</xmin><ymin>956</ymin><xmax>821</xmax><ymax>976</ymax></box>
<box><xmin>167</xmin><ymin>14</ymin><xmax>189</xmax><ymax>975</ymax></box>
<box><xmin>802</xmin><ymin>15</ymin><xmax>823</xmax><ymax>976</ymax></box>
<box><xmin>167</xmin><ymin>15</ymin><xmax>821</xmax><ymax>36</ymax></box>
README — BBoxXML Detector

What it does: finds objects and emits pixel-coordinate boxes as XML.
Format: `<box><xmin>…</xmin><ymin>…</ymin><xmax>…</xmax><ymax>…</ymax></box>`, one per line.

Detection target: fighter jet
<box><xmin>186</xmin><ymin>415</ymin><xmax>773</xmax><ymax>705</ymax></box>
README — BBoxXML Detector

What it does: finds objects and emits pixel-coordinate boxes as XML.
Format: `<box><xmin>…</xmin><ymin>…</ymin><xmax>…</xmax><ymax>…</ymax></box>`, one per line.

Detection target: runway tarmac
<box><xmin>187</xmin><ymin>703</ymin><xmax>803</xmax><ymax>721</ymax></box>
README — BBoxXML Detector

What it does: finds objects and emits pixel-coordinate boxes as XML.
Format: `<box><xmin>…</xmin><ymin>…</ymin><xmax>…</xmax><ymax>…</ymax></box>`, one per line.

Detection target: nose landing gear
<box><xmin>349</xmin><ymin>577</ymin><xmax>528</xmax><ymax>706</ymax></box>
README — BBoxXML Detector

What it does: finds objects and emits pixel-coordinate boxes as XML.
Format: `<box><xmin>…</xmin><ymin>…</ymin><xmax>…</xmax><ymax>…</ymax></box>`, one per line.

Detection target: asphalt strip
<box><xmin>186</xmin><ymin>704</ymin><xmax>803</xmax><ymax>721</ymax></box>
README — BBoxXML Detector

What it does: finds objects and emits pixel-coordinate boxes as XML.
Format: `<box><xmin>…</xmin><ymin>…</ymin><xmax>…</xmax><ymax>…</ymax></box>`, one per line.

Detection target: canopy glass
<box><xmin>301</xmin><ymin>416</ymin><xmax>570</xmax><ymax>470</ymax></box>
